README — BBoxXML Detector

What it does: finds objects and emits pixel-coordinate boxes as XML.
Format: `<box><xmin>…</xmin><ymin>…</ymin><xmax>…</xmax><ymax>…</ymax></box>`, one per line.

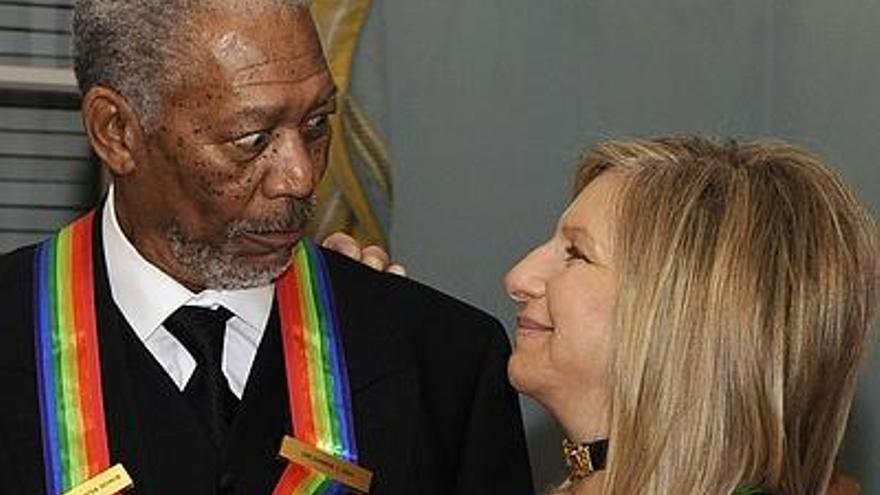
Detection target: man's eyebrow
<box><xmin>220</xmin><ymin>105</ymin><xmax>278</xmax><ymax>127</ymax></box>
<box><xmin>204</xmin><ymin>86</ymin><xmax>338</xmax><ymax>135</ymax></box>
<box><xmin>308</xmin><ymin>87</ymin><xmax>339</xmax><ymax>113</ymax></box>
<box><xmin>196</xmin><ymin>104</ymin><xmax>281</xmax><ymax>138</ymax></box>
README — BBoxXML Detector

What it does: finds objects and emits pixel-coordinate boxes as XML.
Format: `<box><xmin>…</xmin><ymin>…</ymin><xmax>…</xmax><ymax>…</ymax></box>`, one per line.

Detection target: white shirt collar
<box><xmin>101</xmin><ymin>186</ymin><xmax>275</xmax><ymax>340</ymax></box>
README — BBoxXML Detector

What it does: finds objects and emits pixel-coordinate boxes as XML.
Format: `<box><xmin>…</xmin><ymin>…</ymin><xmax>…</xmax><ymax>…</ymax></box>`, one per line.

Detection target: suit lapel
<box><xmin>225</xmin><ymin>249</ymin><xmax>423</xmax><ymax>495</ymax></box>
<box><xmin>223</xmin><ymin>307</ymin><xmax>291</xmax><ymax>494</ymax></box>
<box><xmin>322</xmin><ymin>249</ymin><xmax>421</xmax><ymax>494</ymax></box>
<box><xmin>92</xmin><ymin>208</ymin><xmax>218</xmax><ymax>494</ymax></box>
<box><xmin>91</xmin><ymin>206</ymin><xmax>160</xmax><ymax>495</ymax></box>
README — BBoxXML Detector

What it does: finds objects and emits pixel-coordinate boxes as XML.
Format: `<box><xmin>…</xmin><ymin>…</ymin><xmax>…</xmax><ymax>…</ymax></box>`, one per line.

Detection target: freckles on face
<box><xmin>170</xmin><ymin>10</ymin><xmax>330</xmax><ymax>204</ymax></box>
<box><xmin>168</xmin><ymin>115</ymin><xmax>244</xmax><ymax>201</ymax></box>
<box><xmin>144</xmin><ymin>110</ymin><xmax>258</xmax><ymax>236</ymax></box>
<box><xmin>113</xmin><ymin>6</ymin><xmax>333</xmax><ymax>293</ymax></box>
<box><xmin>192</xmin><ymin>161</ymin><xmax>241</xmax><ymax>199</ymax></box>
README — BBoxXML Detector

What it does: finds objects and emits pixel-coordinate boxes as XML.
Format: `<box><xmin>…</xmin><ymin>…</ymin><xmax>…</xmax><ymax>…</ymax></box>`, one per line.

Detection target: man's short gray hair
<box><xmin>73</xmin><ymin>0</ymin><xmax>311</xmax><ymax>127</ymax></box>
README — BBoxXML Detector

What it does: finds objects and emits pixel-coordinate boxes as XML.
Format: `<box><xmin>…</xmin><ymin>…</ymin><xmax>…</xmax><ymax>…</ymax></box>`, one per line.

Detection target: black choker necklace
<box><xmin>562</xmin><ymin>438</ymin><xmax>609</xmax><ymax>480</ymax></box>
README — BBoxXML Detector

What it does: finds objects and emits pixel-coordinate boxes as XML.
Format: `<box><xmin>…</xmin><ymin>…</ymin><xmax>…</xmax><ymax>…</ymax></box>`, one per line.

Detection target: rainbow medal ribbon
<box><xmin>33</xmin><ymin>212</ymin><xmax>133</xmax><ymax>495</ymax></box>
<box><xmin>33</xmin><ymin>213</ymin><xmax>361</xmax><ymax>494</ymax></box>
<box><xmin>274</xmin><ymin>242</ymin><xmax>371</xmax><ymax>494</ymax></box>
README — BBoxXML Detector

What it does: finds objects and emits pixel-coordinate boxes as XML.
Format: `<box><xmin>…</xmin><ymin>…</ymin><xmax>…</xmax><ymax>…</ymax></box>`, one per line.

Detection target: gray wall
<box><xmin>0</xmin><ymin>1</ymin><xmax>89</xmax><ymax>252</ymax></box>
<box><xmin>374</xmin><ymin>0</ymin><xmax>880</xmax><ymax>491</ymax></box>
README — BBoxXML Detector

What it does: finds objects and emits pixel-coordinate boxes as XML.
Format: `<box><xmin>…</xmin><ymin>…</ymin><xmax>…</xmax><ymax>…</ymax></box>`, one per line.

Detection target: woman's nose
<box><xmin>504</xmin><ymin>245</ymin><xmax>550</xmax><ymax>303</ymax></box>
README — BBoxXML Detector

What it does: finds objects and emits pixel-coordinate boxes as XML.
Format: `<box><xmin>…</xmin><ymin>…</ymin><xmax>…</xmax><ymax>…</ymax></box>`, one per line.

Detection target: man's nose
<box><xmin>261</xmin><ymin>132</ymin><xmax>317</xmax><ymax>199</ymax></box>
<box><xmin>504</xmin><ymin>245</ymin><xmax>550</xmax><ymax>303</ymax></box>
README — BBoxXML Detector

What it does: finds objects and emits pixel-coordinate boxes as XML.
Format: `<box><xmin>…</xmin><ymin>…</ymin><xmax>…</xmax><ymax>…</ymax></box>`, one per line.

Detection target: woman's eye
<box><xmin>302</xmin><ymin>114</ymin><xmax>331</xmax><ymax>141</ymax></box>
<box><xmin>565</xmin><ymin>245</ymin><xmax>592</xmax><ymax>264</ymax></box>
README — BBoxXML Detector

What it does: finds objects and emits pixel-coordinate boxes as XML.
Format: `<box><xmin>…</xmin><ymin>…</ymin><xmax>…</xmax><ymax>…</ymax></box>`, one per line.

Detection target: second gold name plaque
<box><xmin>278</xmin><ymin>436</ymin><xmax>373</xmax><ymax>493</ymax></box>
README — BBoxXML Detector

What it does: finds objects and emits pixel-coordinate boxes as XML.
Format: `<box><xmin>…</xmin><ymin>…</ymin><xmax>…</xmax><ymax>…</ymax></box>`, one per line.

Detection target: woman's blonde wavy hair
<box><xmin>573</xmin><ymin>136</ymin><xmax>878</xmax><ymax>495</ymax></box>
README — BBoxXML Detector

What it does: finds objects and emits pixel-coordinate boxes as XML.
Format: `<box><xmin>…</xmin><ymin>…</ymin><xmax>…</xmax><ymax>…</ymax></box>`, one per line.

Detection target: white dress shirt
<box><xmin>102</xmin><ymin>187</ymin><xmax>275</xmax><ymax>398</ymax></box>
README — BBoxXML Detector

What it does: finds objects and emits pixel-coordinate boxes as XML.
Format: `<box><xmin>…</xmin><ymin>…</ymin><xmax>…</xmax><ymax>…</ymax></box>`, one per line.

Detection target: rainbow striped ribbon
<box><xmin>33</xmin><ymin>212</ymin><xmax>110</xmax><ymax>495</ymax></box>
<box><xmin>274</xmin><ymin>242</ymin><xmax>358</xmax><ymax>495</ymax></box>
<box><xmin>34</xmin><ymin>213</ymin><xmax>357</xmax><ymax>495</ymax></box>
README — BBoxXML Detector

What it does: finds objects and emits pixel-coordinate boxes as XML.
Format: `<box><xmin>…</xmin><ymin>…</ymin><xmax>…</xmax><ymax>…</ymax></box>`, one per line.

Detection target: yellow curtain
<box><xmin>309</xmin><ymin>0</ymin><xmax>393</xmax><ymax>247</ymax></box>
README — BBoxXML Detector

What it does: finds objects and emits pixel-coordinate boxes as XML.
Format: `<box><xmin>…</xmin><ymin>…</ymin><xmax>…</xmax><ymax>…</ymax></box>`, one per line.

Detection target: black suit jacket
<box><xmin>0</xmin><ymin>213</ymin><xmax>534</xmax><ymax>495</ymax></box>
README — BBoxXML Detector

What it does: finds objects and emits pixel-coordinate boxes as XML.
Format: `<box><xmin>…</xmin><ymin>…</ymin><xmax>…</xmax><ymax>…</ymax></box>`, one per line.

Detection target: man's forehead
<box><xmin>231</xmin><ymin>55</ymin><xmax>329</xmax><ymax>88</ymax></box>
<box><xmin>210</xmin><ymin>27</ymin><xmax>328</xmax><ymax>87</ymax></box>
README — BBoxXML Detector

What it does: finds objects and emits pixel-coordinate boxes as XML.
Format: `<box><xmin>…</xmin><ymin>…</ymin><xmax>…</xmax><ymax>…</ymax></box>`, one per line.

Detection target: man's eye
<box><xmin>302</xmin><ymin>114</ymin><xmax>331</xmax><ymax>141</ymax></box>
<box><xmin>233</xmin><ymin>131</ymin><xmax>271</xmax><ymax>153</ymax></box>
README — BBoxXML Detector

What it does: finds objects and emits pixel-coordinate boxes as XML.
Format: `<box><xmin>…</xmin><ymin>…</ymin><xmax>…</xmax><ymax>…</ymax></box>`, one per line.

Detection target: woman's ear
<box><xmin>80</xmin><ymin>86</ymin><xmax>144</xmax><ymax>177</ymax></box>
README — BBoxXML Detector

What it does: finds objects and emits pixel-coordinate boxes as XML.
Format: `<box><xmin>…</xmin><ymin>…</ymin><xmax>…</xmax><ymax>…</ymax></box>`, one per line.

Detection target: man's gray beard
<box><xmin>166</xmin><ymin>197</ymin><xmax>316</xmax><ymax>290</ymax></box>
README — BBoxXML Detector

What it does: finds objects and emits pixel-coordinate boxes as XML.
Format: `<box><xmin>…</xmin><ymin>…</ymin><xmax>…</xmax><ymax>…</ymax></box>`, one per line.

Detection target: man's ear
<box><xmin>81</xmin><ymin>86</ymin><xmax>144</xmax><ymax>177</ymax></box>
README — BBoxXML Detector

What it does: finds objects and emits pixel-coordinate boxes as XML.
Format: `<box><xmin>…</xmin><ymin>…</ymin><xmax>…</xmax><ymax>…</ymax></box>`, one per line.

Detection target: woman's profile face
<box><xmin>505</xmin><ymin>171</ymin><xmax>622</xmax><ymax>429</ymax></box>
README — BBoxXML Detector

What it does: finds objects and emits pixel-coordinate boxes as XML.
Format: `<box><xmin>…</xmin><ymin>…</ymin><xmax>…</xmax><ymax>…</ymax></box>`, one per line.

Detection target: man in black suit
<box><xmin>0</xmin><ymin>1</ymin><xmax>533</xmax><ymax>494</ymax></box>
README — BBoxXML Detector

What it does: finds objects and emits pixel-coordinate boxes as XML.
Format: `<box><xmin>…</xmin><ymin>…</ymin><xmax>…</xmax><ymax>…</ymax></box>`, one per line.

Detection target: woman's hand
<box><xmin>321</xmin><ymin>232</ymin><xmax>407</xmax><ymax>276</ymax></box>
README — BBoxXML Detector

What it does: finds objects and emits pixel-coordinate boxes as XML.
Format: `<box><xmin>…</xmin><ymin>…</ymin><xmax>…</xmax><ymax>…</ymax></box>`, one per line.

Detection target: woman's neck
<box><xmin>546</xmin><ymin>391</ymin><xmax>610</xmax><ymax>445</ymax></box>
<box><xmin>569</xmin><ymin>471</ymin><xmax>605</xmax><ymax>495</ymax></box>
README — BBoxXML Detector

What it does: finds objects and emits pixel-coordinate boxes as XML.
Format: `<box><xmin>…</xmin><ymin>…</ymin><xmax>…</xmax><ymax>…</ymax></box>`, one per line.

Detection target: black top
<box><xmin>0</xmin><ymin>210</ymin><xmax>534</xmax><ymax>495</ymax></box>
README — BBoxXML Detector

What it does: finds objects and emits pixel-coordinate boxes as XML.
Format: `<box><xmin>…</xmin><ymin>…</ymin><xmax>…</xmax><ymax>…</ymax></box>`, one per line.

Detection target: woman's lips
<box><xmin>516</xmin><ymin>315</ymin><xmax>553</xmax><ymax>333</ymax></box>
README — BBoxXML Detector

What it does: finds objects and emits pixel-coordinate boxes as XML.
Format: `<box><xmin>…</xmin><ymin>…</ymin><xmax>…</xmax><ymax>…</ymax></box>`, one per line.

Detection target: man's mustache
<box><xmin>227</xmin><ymin>196</ymin><xmax>316</xmax><ymax>236</ymax></box>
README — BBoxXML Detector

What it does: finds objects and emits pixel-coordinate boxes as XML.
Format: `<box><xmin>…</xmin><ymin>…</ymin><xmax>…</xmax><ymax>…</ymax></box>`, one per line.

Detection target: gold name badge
<box><xmin>64</xmin><ymin>463</ymin><xmax>133</xmax><ymax>495</ymax></box>
<box><xmin>278</xmin><ymin>436</ymin><xmax>373</xmax><ymax>493</ymax></box>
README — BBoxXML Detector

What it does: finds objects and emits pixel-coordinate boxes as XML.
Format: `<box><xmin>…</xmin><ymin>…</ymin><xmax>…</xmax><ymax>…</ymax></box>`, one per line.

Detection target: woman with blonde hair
<box><xmin>504</xmin><ymin>136</ymin><xmax>878</xmax><ymax>495</ymax></box>
<box><xmin>325</xmin><ymin>135</ymin><xmax>877</xmax><ymax>495</ymax></box>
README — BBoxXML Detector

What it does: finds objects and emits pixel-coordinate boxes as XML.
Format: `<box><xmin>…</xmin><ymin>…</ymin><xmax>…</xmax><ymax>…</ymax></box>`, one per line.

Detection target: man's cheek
<box><xmin>186</xmin><ymin>163</ymin><xmax>263</xmax><ymax>208</ymax></box>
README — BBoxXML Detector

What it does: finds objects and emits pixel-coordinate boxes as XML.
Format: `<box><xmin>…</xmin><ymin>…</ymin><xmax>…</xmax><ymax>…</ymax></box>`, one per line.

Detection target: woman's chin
<box><xmin>507</xmin><ymin>352</ymin><xmax>547</xmax><ymax>399</ymax></box>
